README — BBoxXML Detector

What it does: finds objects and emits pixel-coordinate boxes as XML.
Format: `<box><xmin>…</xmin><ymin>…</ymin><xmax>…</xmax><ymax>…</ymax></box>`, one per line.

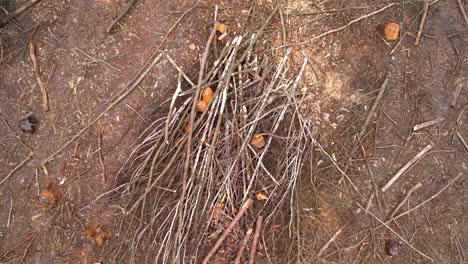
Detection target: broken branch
<box><xmin>381</xmin><ymin>144</ymin><xmax>432</xmax><ymax>192</ymax></box>
<box><xmin>202</xmin><ymin>198</ymin><xmax>254</xmax><ymax>264</ymax></box>
<box><xmin>28</xmin><ymin>41</ymin><xmax>49</xmax><ymax>111</ymax></box>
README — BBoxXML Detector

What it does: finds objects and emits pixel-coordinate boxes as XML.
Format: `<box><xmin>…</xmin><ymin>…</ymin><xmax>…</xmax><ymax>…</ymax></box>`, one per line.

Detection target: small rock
<box><xmin>385</xmin><ymin>240</ymin><xmax>403</xmax><ymax>256</ymax></box>
<box><xmin>19</xmin><ymin>116</ymin><xmax>38</xmax><ymax>133</ymax></box>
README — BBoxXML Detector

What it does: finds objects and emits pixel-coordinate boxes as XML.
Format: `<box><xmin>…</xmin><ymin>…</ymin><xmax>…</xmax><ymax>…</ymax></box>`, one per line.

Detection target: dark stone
<box><xmin>385</xmin><ymin>240</ymin><xmax>403</xmax><ymax>256</ymax></box>
<box><xmin>19</xmin><ymin>116</ymin><xmax>38</xmax><ymax>133</ymax></box>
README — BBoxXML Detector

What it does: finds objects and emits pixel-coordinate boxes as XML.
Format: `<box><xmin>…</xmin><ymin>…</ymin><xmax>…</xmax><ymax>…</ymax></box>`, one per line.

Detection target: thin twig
<box><xmin>1</xmin><ymin>118</ymin><xmax>33</xmax><ymax>152</ymax></box>
<box><xmin>451</xmin><ymin>82</ymin><xmax>463</xmax><ymax>107</ymax></box>
<box><xmin>18</xmin><ymin>232</ymin><xmax>38</xmax><ymax>264</ymax></box>
<box><xmin>98</xmin><ymin>127</ymin><xmax>106</xmax><ymax>182</ymax></box>
<box><xmin>165</xmin><ymin>54</ymin><xmax>195</xmax><ymax>86</ymax></box>
<box><xmin>202</xmin><ymin>198</ymin><xmax>254</xmax><ymax>264</ymax></box>
<box><xmin>279</xmin><ymin>0</ymin><xmax>287</xmax><ymax>48</ymax></box>
<box><xmin>350</xmin><ymin>74</ymin><xmax>389</xmax><ymax>157</ymax></box>
<box><xmin>358</xmin><ymin>204</ymin><xmax>434</xmax><ymax>261</ymax></box>
<box><xmin>106</xmin><ymin>0</ymin><xmax>138</xmax><ymax>33</ymax></box>
<box><xmin>178</xmin><ymin>22</ymin><xmax>219</xmax><ymax>248</ymax></box>
<box><xmin>75</xmin><ymin>47</ymin><xmax>122</xmax><ymax>72</ymax></box>
<box><xmin>393</xmin><ymin>173</ymin><xmax>463</xmax><ymax>221</ymax></box>
<box><xmin>456</xmin><ymin>0</ymin><xmax>468</xmax><ymax>25</ymax></box>
<box><xmin>298</xmin><ymin>3</ymin><xmax>396</xmax><ymax>45</ymax></box>
<box><xmin>413</xmin><ymin>117</ymin><xmax>444</xmax><ymax>131</ymax></box>
<box><xmin>0</xmin><ymin>0</ymin><xmax>41</xmax><ymax>28</ymax></box>
<box><xmin>414</xmin><ymin>0</ymin><xmax>430</xmax><ymax>46</ymax></box>
<box><xmin>28</xmin><ymin>41</ymin><xmax>49</xmax><ymax>112</ymax></box>
<box><xmin>381</xmin><ymin>144</ymin><xmax>432</xmax><ymax>192</ymax></box>
<box><xmin>456</xmin><ymin>132</ymin><xmax>468</xmax><ymax>152</ymax></box>
<box><xmin>235</xmin><ymin>228</ymin><xmax>253</xmax><ymax>264</ymax></box>
<box><xmin>7</xmin><ymin>196</ymin><xmax>13</xmax><ymax>227</ymax></box>
<box><xmin>249</xmin><ymin>215</ymin><xmax>264</xmax><ymax>264</ymax></box>
<box><xmin>0</xmin><ymin>152</ymin><xmax>34</xmax><ymax>186</ymax></box>
<box><xmin>389</xmin><ymin>182</ymin><xmax>422</xmax><ymax>219</ymax></box>
<box><xmin>0</xmin><ymin>231</ymin><xmax>36</xmax><ymax>260</ymax></box>
<box><xmin>317</xmin><ymin>224</ymin><xmax>345</xmax><ymax>257</ymax></box>
<box><xmin>42</xmin><ymin>53</ymin><xmax>163</xmax><ymax>164</ymax></box>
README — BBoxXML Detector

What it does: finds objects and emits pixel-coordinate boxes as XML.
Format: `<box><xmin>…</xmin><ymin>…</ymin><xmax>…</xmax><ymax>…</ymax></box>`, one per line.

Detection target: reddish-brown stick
<box><xmin>202</xmin><ymin>198</ymin><xmax>254</xmax><ymax>264</ymax></box>
<box><xmin>248</xmin><ymin>215</ymin><xmax>264</xmax><ymax>264</ymax></box>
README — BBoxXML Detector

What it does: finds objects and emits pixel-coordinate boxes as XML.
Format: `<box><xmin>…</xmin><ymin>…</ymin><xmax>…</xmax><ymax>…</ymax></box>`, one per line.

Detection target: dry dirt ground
<box><xmin>0</xmin><ymin>0</ymin><xmax>466</xmax><ymax>263</ymax></box>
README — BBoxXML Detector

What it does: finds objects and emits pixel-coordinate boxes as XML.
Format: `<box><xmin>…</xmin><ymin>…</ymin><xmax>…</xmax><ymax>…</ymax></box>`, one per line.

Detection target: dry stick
<box><xmin>456</xmin><ymin>0</ymin><xmax>468</xmax><ymax>25</ymax></box>
<box><xmin>7</xmin><ymin>196</ymin><xmax>13</xmax><ymax>227</ymax></box>
<box><xmin>451</xmin><ymin>83</ymin><xmax>463</xmax><ymax>107</ymax></box>
<box><xmin>357</xmin><ymin>203</ymin><xmax>434</xmax><ymax>262</ymax></box>
<box><xmin>235</xmin><ymin>228</ymin><xmax>253</xmax><ymax>264</ymax></box>
<box><xmin>456</xmin><ymin>132</ymin><xmax>468</xmax><ymax>152</ymax></box>
<box><xmin>315</xmin><ymin>142</ymin><xmax>360</xmax><ymax>193</ymax></box>
<box><xmin>381</xmin><ymin>144</ymin><xmax>432</xmax><ymax>192</ymax></box>
<box><xmin>320</xmin><ymin>192</ymin><xmax>375</xmax><ymax>257</ymax></box>
<box><xmin>299</xmin><ymin>3</ymin><xmax>396</xmax><ymax>45</ymax></box>
<box><xmin>0</xmin><ymin>231</ymin><xmax>37</xmax><ymax>260</ymax></box>
<box><xmin>389</xmin><ymin>182</ymin><xmax>422</xmax><ymax>219</ymax></box>
<box><xmin>164</xmin><ymin>73</ymin><xmax>182</xmax><ymax>144</ymax></box>
<box><xmin>413</xmin><ymin>117</ymin><xmax>444</xmax><ymax>131</ymax></box>
<box><xmin>42</xmin><ymin>53</ymin><xmax>163</xmax><ymax>165</ymax></box>
<box><xmin>414</xmin><ymin>0</ymin><xmax>430</xmax><ymax>46</ymax></box>
<box><xmin>165</xmin><ymin>54</ymin><xmax>195</xmax><ymax>86</ymax></box>
<box><xmin>1</xmin><ymin>118</ymin><xmax>33</xmax><ymax>152</ymax></box>
<box><xmin>107</xmin><ymin>0</ymin><xmax>138</xmax><ymax>33</ymax></box>
<box><xmin>18</xmin><ymin>232</ymin><xmax>38</xmax><ymax>264</ymax></box>
<box><xmin>339</xmin><ymin>74</ymin><xmax>389</xmax><ymax>186</ymax></box>
<box><xmin>249</xmin><ymin>215</ymin><xmax>264</xmax><ymax>264</ymax></box>
<box><xmin>202</xmin><ymin>198</ymin><xmax>254</xmax><ymax>264</ymax></box>
<box><xmin>390</xmin><ymin>8</ymin><xmax>424</xmax><ymax>55</ymax></box>
<box><xmin>178</xmin><ymin>22</ymin><xmax>218</xmax><ymax>233</ymax></box>
<box><xmin>356</xmin><ymin>74</ymin><xmax>389</xmax><ymax>153</ymax></box>
<box><xmin>98</xmin><ymin>127</ymin><xmax>106</xmax><ymax>182</ymax></box>
<box><xmin>0</xmin><ymin>152</ymin><xmax>34</xmax><ymax>186</ymax></box>
<box><xmin>28</xmin><ymin>41</ymin><xmax>49</xmax><ymax>112</ymax></box>
<box><xmin>0</xmin><ymin>0</ymin><xmax>41</xmax><ymax>27</ymax></box>
<box><xmin>278</xmin><ymin>0</ymin><xmax>287</xmax><ymax>48</ymax></box>
<box><xmin>392</xmin><ymin>173</ymin><xmax>462</xmax><ymax>221</ymax></box>
<box><xmin>317</xmin><ymin>224</ymin><xmax>346</xmax><ymax>257</ymax></box>
<box><xmin>75</xmin><ymin>47</ymin><xmax>122</xmax><ymax>72</ymax></box>
<box><xmin>359</xmin><ymin>141</ymin><xmax>381</xmax><ymax>208</ymax></box>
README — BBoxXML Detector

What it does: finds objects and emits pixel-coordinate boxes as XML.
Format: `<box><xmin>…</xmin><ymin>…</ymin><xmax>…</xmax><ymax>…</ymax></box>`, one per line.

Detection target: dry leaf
<box><xmin>41</xmin><ymin>189</ymin><xmax>56</xmax><ymax>203</ymax></box>
<box><xmin>86</xmin><ymin>225</ymin><xmax>110</xmax><ymax>246</ymax></box>
<box><xmin>207</xmin><ymin>229</ymin><xmax>222</xmax><ymax>239</ymax></box>
<box><xmin>184</xmin><ymin>123</ymin><xmax>191</xmax><ymax>132</ymax></box>
<box><xmin>207</xmin><ymin>201</ymin><xmax>225</xmax><ymax>224</ymax></box>
<box><xmin>216</xmin><ymin>23</ymin><xmax>227</xmax><ymax>33</ymax></box>
<box><xmin>250</xmin><ymin>135</ymin><xmax>266</xmax><ymax>149</ymax></box>
<box><xmin>40</xmin><ymin>182</ymin><xmax>61</xmax><ymax>205</ymax></box>
<box><xmin>256</xmin><ymin>192</ymin><xmax>268</xmax><ymax>201</ymax></box>
<box><xmin>384</xmin><ymin>23</ymin><xmax>400</xmax><ymax>40</ymax></box>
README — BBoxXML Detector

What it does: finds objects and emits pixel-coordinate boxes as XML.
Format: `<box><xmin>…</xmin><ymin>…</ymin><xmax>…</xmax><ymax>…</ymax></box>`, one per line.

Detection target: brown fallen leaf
<box><xmin>86</xmin><ymin>225</ymin><xmax>110</xmax><ymax>246</ymax></box>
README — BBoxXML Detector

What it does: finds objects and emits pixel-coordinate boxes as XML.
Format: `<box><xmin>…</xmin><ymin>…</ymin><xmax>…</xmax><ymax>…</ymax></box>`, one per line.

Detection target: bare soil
<box><xmin>0</xmin><ymin>0</ymin><xmax>466</xmax><ymax>263</ymax></box>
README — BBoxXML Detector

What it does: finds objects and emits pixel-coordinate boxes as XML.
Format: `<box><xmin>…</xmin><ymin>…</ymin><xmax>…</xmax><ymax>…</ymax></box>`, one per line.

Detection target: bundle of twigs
<box><xmin>108</xmin><ymin>24</ymin><xmax>314</xmax><ymax>263</ymax></box>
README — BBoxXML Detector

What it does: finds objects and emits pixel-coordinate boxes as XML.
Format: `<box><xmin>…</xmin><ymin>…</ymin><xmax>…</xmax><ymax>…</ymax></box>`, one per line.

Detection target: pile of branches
<box><xmin>109</xmin><ymin>24</ymin><xmax>314</xmax><ymax>263</ymax></box>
